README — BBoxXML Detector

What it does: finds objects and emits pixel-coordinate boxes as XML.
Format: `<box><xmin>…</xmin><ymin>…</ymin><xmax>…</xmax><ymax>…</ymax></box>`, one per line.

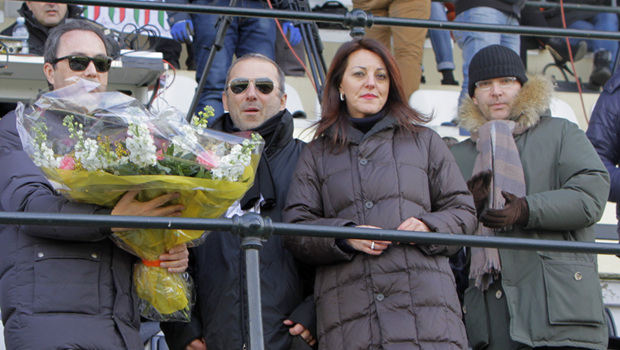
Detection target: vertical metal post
<box><xmin>232</xmin><ymin>213</ymin><xmax>273</xmax><ymax>350</ymax></box>
<box><xmin>243</xmin><ymin>238</ymin><xmax>265</xmax><ymax>350</ymax></box>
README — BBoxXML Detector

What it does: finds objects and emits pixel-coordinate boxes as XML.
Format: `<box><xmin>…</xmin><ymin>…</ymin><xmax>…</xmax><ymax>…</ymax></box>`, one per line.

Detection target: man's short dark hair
<box><xmin>44</xmin><ymin>20</ymin><xmax>112</xmax><ymax>65</ymax></box>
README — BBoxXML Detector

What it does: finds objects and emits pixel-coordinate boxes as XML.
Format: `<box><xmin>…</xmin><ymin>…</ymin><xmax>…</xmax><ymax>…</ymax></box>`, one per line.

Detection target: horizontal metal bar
<box><xmin>2</xmin><ymin>211</ymin><xmax>619</xmax><ymax>255</ymax></box>
<box><xmin>0</xmin><ymin>211</ymin><xmax>234</xmax><ymax>231</ymax></box>
<box><xmin>24</xmin><ymin>0</ymin><xmax>620</xmax><ymax>41</ymax></box>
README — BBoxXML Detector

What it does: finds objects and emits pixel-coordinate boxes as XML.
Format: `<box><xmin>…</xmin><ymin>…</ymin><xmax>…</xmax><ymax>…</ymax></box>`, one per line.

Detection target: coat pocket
<box><xmin>542</xmin><ymin>258</ymin><xmax>605</xmax><ymax>325</ymax></box>
<box><xmin>33</xmin><ymin>243</ymin><xmax>101</xmax><ymax>314</ymax></box>
<box><xmin>463</xmin><ymin>285</ymin><xmax>490</xmax><ymax>349</ymax></box>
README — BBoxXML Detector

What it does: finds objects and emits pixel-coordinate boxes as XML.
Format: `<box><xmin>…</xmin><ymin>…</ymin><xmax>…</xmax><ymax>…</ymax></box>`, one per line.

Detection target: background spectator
<box><xmin>428</xmin><ymin>2</ymin><xmax>458</xmax><ymax>86</ymax></box>
<box><xmin>544</xmin><ymin>0</ymin><xmax>619</xmax><ymax>90</ymax></box>
<box><xmin>453</xmin><ymin>0</ymin><xmax>526</xmax><ymax>104</ymax></box>
<box><xmin>352</xmin><ymin>0</ymin><xmax>430</xmax><ymax>99</ymax></box>
<box><xmin>166</xmin><ymin>0</ymin><xmax>299</xmax><ymax>119</ymax></box>
<box><xmin>587</xmin><ymin>69</ymin><xmax>620</xmax><ymax>241</ymax></box>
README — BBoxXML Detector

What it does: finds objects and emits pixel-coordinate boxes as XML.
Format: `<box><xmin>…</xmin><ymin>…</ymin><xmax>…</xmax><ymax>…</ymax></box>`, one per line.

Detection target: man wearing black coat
<box><xmin>0</xmin><ymin>20</ymin><xmax>189</xmax><ymax>349</ymax></box>
<box><xmin>161</xmin><ymin>53</ymin><xmax>316</xmax><ymax>350</ymax></box>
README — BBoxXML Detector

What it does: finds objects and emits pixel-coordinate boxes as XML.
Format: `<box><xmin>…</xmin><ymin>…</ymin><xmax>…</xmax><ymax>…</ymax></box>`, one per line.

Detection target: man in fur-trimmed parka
<box><xmin>451</xmin><ymin>45</ymin><xmax>610</xmax><ymax>350</ymax></box>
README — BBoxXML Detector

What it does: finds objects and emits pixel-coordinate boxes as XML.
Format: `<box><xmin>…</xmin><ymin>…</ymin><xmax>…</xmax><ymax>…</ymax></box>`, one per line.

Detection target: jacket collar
<box><xmin>458</xmin><ymin>74</ymin><xmax>554</xmax><ymax>133</ymax></box>
<box><xmin>211</xmin><ymin>109</ymin><xmax>295</xmax><ymax>153</ymax></box>
<box><xmin>327</xmin><ymin>113</ymin><xmax>399</xmax><ymax>145</ymax></box>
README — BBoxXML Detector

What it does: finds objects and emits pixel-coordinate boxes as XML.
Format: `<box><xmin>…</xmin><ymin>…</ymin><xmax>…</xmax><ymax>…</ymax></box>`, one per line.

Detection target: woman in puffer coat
<box><xmin>282</xmin><ymin>38</ymin><xmax>477</xmax><ymax>350</ymax></box>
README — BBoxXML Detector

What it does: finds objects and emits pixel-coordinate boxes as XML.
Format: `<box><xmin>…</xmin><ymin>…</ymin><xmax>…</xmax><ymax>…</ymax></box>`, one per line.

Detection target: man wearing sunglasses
<box><xmin>0</xmin><ymin>20</ymin><xmax>190</xmax><ymax>350</ymax></box>
<box><xmin>42</xmin><ymin>20</ymin><xmax>113</xmax><ymax>92</ymax></box>
<box><xmin>161</xmin><ymin>53</ymin><xmax>316</xmax><ymax>350</ymax></box>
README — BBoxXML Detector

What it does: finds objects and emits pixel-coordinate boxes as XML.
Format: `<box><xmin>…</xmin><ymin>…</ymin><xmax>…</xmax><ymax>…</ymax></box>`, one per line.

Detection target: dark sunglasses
<box><xmin>52</xmin><ymin>55</ymin><xmax>113</xmax><ymax>73</ymax></box>
<box><xmin>228</xmin><ymin>77</ymin><xmax>277</xmax><ymax>95</ymax></box>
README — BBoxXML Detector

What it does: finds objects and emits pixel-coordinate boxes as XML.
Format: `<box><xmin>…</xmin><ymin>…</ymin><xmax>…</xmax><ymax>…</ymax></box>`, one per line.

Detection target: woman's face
<box><xmin>339</xmin><ymin>49</ymin><xmax>390</xmax><ymax>119</ymax></box>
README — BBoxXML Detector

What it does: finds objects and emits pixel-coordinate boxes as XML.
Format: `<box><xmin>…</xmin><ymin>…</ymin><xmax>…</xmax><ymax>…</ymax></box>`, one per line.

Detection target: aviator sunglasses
<box><xmin>228</xmin><ymin>77</ymin><xmax>277</xmax><ymax>95</ymax></box>
<box><xmin>52</xmin><ymin>55</ymin><xmax>113</xmax><ymax>73</ymax></box>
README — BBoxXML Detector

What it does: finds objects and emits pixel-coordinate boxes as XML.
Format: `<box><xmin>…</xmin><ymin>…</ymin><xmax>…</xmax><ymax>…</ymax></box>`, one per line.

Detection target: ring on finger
<box><xmin>371</xmin><ymin>241</ymin><xmax>375</xmax><ymax>250</ymax></box>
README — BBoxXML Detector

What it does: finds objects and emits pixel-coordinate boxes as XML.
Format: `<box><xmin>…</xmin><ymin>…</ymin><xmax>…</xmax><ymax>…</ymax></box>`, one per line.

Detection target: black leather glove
<box><xmin>480</xmin><ymin>191</ymin><xmax>529</xmax><ymax>229</ymax></box>
<box><xmin>466</xmin><ymin>170</ymin><xmax>492</xmax><ymax>217</ymax></box>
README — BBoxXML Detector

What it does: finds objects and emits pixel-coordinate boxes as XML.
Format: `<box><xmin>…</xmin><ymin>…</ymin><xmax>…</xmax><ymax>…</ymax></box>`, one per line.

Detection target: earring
<box><xmin>339</xmin><ymin>92</ymin><xmax>344</xmax><ymax>101</ymax></box>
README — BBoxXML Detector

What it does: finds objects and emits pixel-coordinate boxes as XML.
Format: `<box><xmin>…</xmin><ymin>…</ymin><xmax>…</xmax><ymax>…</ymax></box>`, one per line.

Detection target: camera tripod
<box><xmin>185</xmin><ymin>0</ymin><xmax>371</xmax><ymax>120</ymax></box>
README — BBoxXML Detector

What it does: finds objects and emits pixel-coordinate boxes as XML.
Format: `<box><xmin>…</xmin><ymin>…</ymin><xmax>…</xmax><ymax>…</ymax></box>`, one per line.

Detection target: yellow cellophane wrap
<box><xmin>41</xmin><ymin>154</ymin><xmax>260</xmax><ymax>321</ymax></box>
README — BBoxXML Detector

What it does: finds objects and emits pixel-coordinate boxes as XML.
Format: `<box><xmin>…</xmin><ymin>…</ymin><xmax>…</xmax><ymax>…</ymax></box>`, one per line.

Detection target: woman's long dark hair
<box><xmin>314</xmin><ymin>38</ymin><xmax>428</xmax><ymax>150</ymax></box>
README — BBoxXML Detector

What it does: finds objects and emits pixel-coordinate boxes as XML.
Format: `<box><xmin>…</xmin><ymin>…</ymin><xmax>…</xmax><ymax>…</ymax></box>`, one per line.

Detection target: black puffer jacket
<box><xmin>1</xmin><ymin>3</ymin><xmax>84</xmax><ymax>55</ymax></box>
<box><xmin>0</xmin><ymin>108</ymin><xmax>141</xmax><ymax>349</ymax></box>
<box><xmin>161</xmin><ymin>110</ymin><xmax>314</xmax><ymax>350</ymax></box>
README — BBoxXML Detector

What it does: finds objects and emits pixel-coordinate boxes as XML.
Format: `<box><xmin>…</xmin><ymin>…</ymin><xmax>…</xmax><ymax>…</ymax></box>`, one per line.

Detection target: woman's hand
<box><xmin>110</xmin><ymin>191</ymin><xmax>185</xmax><ymax>232</ymax></box>
<box><xmin>159</xmin><ymin>243</ymin><xmax>189</xmax><ymax>274</ymax></box>
<box><xmin>396</xmin><ymin>217</ymin><xmax>430</xmax><ymax>245</ymax></box>
<box><xmin>348</xmin><ymin>225</ymin><xmax>391</xmax><ymax>255</ymax></box>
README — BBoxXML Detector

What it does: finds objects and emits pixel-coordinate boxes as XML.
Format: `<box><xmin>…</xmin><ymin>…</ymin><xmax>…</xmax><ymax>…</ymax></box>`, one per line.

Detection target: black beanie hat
<box><xmin>468</xmin><ymin>45</ymin><xmax>528</xmax><ymax>97</ymax></box>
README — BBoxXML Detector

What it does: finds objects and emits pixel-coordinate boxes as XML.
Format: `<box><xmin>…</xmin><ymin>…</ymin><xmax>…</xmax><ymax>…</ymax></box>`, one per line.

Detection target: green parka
<box><xmin>451</xmin><ymin>74</ymin><xmax>610</xmax><ymax>349</ymax></box>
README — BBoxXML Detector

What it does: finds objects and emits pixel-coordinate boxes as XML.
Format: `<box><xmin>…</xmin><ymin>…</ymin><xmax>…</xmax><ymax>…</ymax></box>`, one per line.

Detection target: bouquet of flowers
<box><xmin>16</xmin><ymin>80</ymin><xmax>263</xmax><ymax>321</ymax></box>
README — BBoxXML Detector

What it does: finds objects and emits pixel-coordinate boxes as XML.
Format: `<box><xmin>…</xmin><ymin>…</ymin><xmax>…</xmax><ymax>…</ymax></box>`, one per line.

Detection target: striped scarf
<box><xmin>469</xmin><ymin>120</ymin><xmax>527</xmax><ymax>291</ymax></box>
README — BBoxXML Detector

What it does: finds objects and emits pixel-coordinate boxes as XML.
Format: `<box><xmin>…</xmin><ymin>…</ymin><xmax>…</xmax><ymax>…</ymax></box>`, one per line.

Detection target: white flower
<box><xmin>211</xmin><ymin>144</ymin><xmax>253</xmax><ymax>181</ymax></box>
<box><xmin>171</xmin><ymin>125</ymin><xmax>199</xmax><ymax>155</ymax></box>
<box><xmin>32</xmin><ymin>143</ymin><xmax>60</xmax><ymax>168</ymax></box>
<box><xmin>126</xmin><ymin>123</ymin><xmax>158</xmax><ymax>167</ymax></box>
<box><xmin>76</xmin><ymin>138</ymin><xmax>104</xmax><ymax>171</ymax></box>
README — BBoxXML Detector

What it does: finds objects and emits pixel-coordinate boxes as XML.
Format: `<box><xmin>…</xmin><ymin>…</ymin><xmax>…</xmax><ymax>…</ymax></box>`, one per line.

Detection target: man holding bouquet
<box><xmin>0</xmin><ymin>20</ymin><xmax>189</xmax><ymax>349</ymax></box>
<box><xmin>161</xmin><ymin>54</ymin><xmax>316</xmax><ymax>350</ymax></box>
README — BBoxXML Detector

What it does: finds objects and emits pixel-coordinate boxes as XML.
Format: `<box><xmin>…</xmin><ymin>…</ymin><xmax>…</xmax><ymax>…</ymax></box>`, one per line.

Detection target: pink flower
<box><xmin>156</xmin><ymin>149</ymin><xmax>165</xmax><ymax>160</ymax></box>
<box><xmin>197</xmin><ymin>150</ymin><xmax>219</xmax><ymax>170</ymax></box>
<box><xmin>61</xmin><ymin>138</ymin><xmax>75</xmax><ymax>148</ymax></box>
<box><xmin>59</xmin><ymin>155</ymin><xmax>76</xmax><ymax>170</ymax></box>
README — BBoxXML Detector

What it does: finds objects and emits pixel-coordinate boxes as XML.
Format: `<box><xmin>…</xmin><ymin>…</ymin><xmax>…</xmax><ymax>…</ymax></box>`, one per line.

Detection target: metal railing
<box><xmin>2</xmin><ymin>211</ymin><xmax>618</xmax><ymax>254</ymax></box>
<box><xmin>23</xmin><ymin>0</ymin><xmax>620</xmax><ymax>41</ymax></box>
<box><xmin>1</xmin><ymin>210</ymin><xmax>619</xmax><ymax>350</ymax></box>
<box><xmin>7</xmin><ymin>1</ymin><xmax>620</xmax><ymax>348</ymax></box>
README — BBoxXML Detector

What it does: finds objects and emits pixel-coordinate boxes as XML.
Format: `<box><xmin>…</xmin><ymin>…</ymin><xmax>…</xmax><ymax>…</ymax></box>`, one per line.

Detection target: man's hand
<box><xmin>171</xmin><ymin>20</ymin><xmax>193</xmax><ymax>42</ymax></box>
<box><xmin>186</xmin><ymin>338</ymin><xmax>206</xmax><ymax>350</ymax></box>
<box><xmin>480</xmin><ymin>191</ymin><xmax>529</xmax><ymax>229</ymax></box>
<box><xmin>110</xmin><ymin>191</ymin><xmax>185</xmax><ymax>232</ymax></box>
<box><xmin>466</xmin><ymin>170</ymin><xmax>492</xmax><ymax>216</ymax></box>
<box><xmin>283</xmin><ymin>319</ymin><xmax>316</xmax><ymax>347</ymax></box>
<box><xmin>159</xmin><ymin>243</ymin><xmax>189</xmax><ymax>273</ymax></box>
<box><xmin>282</xmin><ymin>22</ymin><xmax>302</xmax><ymax>46</ymax></box>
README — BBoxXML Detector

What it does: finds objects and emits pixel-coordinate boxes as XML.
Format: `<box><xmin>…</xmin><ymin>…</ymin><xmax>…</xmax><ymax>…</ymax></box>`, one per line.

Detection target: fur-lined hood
<box><xmin>458</xmin><ymin>74</ymin><xmax>554</xmax><ymax>133</ymax></box>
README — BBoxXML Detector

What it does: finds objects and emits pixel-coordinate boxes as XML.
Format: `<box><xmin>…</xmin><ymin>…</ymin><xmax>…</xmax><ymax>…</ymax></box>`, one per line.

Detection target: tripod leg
<box><xmin>186</xmin><ymin>0</ymin><xmax>239</xmax><ymax>120</ymax></box>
